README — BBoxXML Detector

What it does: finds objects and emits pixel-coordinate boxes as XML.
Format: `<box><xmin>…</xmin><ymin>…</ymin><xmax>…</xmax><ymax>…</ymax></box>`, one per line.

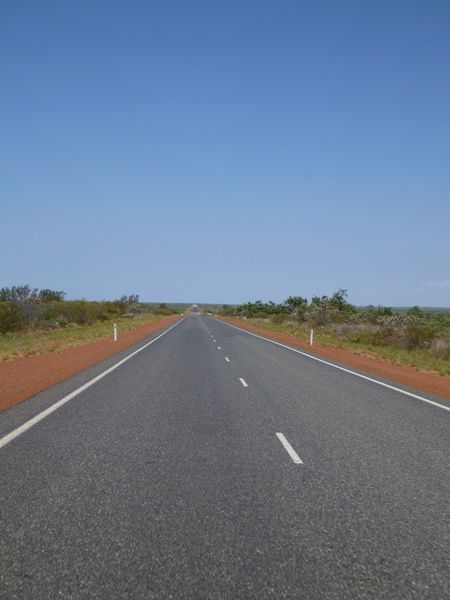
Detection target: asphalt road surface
<box><xmin>1</xmin><ymin>315</ymin><xmax>449</xmax><ymax>599</ymax></box>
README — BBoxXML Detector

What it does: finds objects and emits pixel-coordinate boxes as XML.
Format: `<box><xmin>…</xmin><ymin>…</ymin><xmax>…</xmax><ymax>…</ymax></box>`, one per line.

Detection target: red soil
<box><xmin>0</xmin><ymin>316</ymin><xmax>181</xmax><ymax>413</ymax></box>
<box><xmin>220</xmin><ymin>317</ymin><xmax>450</xmax><ymax>402</ymax></box>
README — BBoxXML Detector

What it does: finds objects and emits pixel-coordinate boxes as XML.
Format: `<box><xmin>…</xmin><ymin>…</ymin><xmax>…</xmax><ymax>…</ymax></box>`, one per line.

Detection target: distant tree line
<box><xmin>219</xmin><ymin>290</ymin><xmax>450</xmax><ymax>356</ymax></box>
<box><xmin>221</xmin><ymin>289</ymin><xmax>357</xmax><ymax>324</ymax></box>
<box><xmin>0</xmin><ymin>285</ymin><xmax>179</xmax><ymax>334</ymax></box>
<box><xmin>0</xmin><ymin>285</ymin><xmax>66</xmax><ymax>303</ymax></box>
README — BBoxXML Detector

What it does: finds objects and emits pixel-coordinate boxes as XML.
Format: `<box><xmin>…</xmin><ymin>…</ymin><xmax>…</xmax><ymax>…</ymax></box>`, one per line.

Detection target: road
<box><xmin>1</xmin><ymin>314</ymin><xmax>449</xmax><ymax>598</ymax></box>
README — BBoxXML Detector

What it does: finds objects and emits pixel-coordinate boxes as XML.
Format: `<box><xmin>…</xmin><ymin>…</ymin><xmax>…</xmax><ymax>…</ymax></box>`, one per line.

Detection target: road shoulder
<box><xmin>218</xmin><ymin>317</ymin><xmax>450</xmax><ymax>402</ymax></box>
<box><xmin>0</xmin><ymin>316</ymin><xmax>182</xmax><ymax>414</ymax></box>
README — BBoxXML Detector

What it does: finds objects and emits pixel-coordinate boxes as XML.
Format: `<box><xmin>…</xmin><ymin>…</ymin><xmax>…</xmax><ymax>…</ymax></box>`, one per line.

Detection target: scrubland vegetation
<box><xmin>0</xmin><ymin>285</ymin><xmax>181</xmax><ymax>360</ymax></box>
<box><xmin>2</xmin><ymin>285</ymin><xmax>449</xmax><ymax>375</ymax></box>
<box><xmin>220</xmin><ymin>290</ymin><xmax>450</xmax><ymax>375</ymax></box>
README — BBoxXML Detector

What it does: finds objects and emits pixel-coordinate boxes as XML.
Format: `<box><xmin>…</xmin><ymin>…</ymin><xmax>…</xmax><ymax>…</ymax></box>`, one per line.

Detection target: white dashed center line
<box><xmin>239</xmin><ymin>378</ymin><xmax>248</xmax><ymax>387</ymax></box>
<box><xmin>225</xmin><ymin>357</ymin><xmax>230</xmax><ymax>362</ymax></box>
<box><xmin>217</xmin><ymin>346</ymin><xmax>221</xmax><ymax>350</ymax></box>
<box><xmin>276</xmin><ymin>433</ymin><xmax>303</xmax><ymax>464</ymax></box>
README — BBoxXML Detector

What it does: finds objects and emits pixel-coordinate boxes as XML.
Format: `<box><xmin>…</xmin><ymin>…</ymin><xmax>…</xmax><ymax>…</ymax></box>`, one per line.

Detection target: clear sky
<box><xmin>1</xmin><ymin>0</ymin><xmax>449</xmax><ymax>306</ymax></box>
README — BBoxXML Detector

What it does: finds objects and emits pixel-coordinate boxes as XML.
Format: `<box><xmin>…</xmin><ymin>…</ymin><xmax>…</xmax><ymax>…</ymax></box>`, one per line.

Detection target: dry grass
<box><xmin>0</xmin><ymin>315</ymin><xmax>169</xmax><ymax>361</ymax></box>
<box><xmin>237</xmin><ymin>318</ymin><xmax>450</xmax><ymax>376</ymax></box>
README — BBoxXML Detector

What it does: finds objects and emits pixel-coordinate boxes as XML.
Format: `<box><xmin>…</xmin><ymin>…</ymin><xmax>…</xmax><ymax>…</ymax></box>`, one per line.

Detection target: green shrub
<box><xmin>38</xmin><ymin>289</ymin><xmax>66</xmax><ymax>302</ymax></box>
<box><xmin>41</xmin><ymin>301</ymin><xmax>122</xmax><ymax>325</ymax></box>
<box><xmin>220</xmin><ymin>304</ymin><xmax>238</xmax><ymax>316</ymax></box>
<box><xmin>153</xmin><ymin>306</ymin><xmax>176</xmax><ymax>316</ymax></box>
<box><xmin>0</xmin><ymin>302</ymin><xmax>25</xmax><ymax>334</ymax></box>
<box><xmin>272</xmin><ymin>313</ymin><xmax>290</xmax><ymax>324</ymax></box>
<box><xmin>364</xmin><ymin>305</ymin><xmax>394</xmax><ymax>323</ymax></box>
<box><xmin>251</xmin><ymin>312</ymin><xmax>270</xmax><ymax>320</ymax></box>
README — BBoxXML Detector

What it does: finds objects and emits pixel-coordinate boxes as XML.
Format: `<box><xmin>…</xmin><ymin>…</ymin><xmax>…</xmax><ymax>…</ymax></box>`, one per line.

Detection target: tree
<box><xmin>328</xmin><ymin>288</ymin><xmax>350</xmax><ymax>309</ymax></box>
<box><xmin>0</xmin><ymin>285</ymin><xmax>38</xmax><ymax>303</ymax></box>
<box><xmin>365</xmin><ymin>305</ymin><xmax>393</xmax><ymax>323</ymax></box>
<box><xmin>407</xmin><ymin>305</ymin><xmax>423</xmax><ymax>317</ymax></box>
<box><xmin>311</xmin><ymin>295</ymin><xmax>328</xmax><ymax>308</ymax></box>
<box><xmin>118</xmin><ymin>294</ymin><xmax>140</xmax><ymax>305</ymax></box>
<box><xmin>284</xmin><ymin>296</ymin><xmax>308</xmax><ymax>312</ymax></box>
<box><xmin>38</xmin><ymin>289</ymin><xmax>66</xmax><ymax>302</ymax></box>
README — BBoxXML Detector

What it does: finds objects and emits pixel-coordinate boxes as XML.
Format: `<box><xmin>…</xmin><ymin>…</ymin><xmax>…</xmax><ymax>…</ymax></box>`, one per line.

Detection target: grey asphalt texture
<box><xmin>1</xmin><ymin>314</ymin><xmax>449</xmax><ymax>599</ymax></box>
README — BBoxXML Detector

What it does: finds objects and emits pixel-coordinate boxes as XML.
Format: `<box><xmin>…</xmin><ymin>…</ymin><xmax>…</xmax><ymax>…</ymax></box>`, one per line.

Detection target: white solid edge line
<box><xmin>218</xmin><ymin>320</ymin><xmax>450</xmax><ymax>412</ymax></box>
<box><xmin>239</xmin><ymin>377</ymin><xmax>248</xmax><ymax>387</ymax></box>
<box><xmin>225</xmin><ymin>357</ymin><xmax>230</xmax><ymax>362</ymax></box>
<box><xmin>276</xmin><ymin>432</ymin><xmax>303</xmax><ymax>464</ymax></box>
<box><xmin>0</xmin><ymin>319</ymin><xmax>185</xmax><ymax>451</ymax></box>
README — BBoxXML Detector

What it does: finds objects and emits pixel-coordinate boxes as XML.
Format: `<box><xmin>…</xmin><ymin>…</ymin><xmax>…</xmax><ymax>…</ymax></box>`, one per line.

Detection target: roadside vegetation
<box><xmin>219</xmin><ymin>290</ymin><xmax>450</xmax><ymax>376</ymax></box>
<box><xmin>0</xmin><ymin>285</ymin><xmax>181</xmax><ymax>361</ymax></box>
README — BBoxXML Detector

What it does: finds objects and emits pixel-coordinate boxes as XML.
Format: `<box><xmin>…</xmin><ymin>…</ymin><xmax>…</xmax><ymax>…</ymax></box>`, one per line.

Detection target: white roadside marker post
<box><xmin>309</xmin><ymin>329</ymin><xmax>314</xmax><ymax>346</ymax></box>
<box><xmin>113</xmin><ymin>323</ymin><xmax>118</xmax><ymax>342</ymax></box>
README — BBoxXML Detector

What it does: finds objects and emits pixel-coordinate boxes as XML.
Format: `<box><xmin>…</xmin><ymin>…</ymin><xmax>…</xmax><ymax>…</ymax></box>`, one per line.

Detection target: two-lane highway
<box><xmin>1</xmin><ymin>314</ymin><xmax>449</xmax><ymax>598</ymax></box>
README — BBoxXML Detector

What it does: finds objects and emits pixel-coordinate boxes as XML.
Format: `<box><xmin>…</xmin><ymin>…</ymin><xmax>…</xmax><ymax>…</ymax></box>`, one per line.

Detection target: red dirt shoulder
<box><xmin>0</xmin><ymin>316</ymin><xmax>181</xmax><ymax>413</ymax></box>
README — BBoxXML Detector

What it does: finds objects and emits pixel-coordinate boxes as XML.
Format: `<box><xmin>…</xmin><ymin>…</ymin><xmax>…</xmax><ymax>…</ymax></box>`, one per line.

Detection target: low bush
<box><xmin>431</xmin><ymin>337</ymin><xmax>450</xmax><ymax>360</ymax></box>
<box><xmin>40</xmin><ymin>301</ymin><xmax>123</xmax><ymax>326</ymax></box>
<box><xmin>271</xmin><ymin>313</ymin><xmax>290</xmax><ymax>325</ymax></box>
<box><xmin>0</xmin><ymin>284</ymin><xmax>180</xmax><ymax>340</ymax></box>
<box><xmin>153</xmin><ymin>307</ymin><xmax>175</xmax><ymax>316</ymax></box>
<box><xmin>0</xmin><ymin>302</ymin><xmax>25</xmax><ymax>334</ymax></box>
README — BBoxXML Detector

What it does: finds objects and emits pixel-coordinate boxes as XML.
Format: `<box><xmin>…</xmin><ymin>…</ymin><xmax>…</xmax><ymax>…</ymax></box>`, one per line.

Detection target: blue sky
<box><xmin>1</xmin><ymin>0</ymin><xmax>449</xmax><ymax>306</ymax></box>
